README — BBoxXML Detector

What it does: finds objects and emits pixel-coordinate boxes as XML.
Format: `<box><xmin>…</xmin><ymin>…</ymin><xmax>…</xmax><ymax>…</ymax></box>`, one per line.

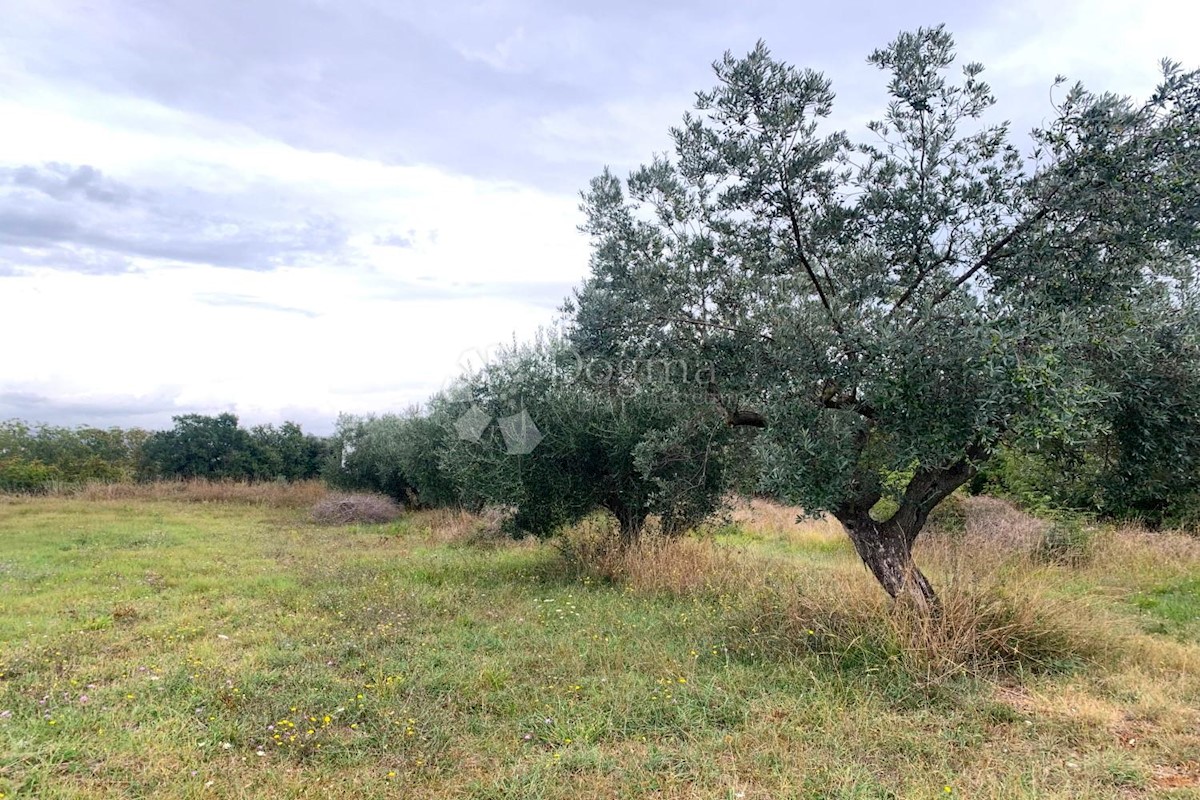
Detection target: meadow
<box><xmin>1</xmin><ymin>483</ymin><xmax>1198</xmax><ymax>798</ymax></box>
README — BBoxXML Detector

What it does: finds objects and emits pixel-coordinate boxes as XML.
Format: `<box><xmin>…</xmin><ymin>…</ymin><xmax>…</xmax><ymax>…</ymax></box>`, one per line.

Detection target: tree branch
<box><xmin>927</xmin><ymin>185</ymin><xmax>1064</xmax><ymax>310</ymax></box>
<box><xmin>656</xmin><ymin>315</ymin><xmax>774</xmax><ymax>343</ymax></box>
<box><xmin>777</xmin><ymin>170</ymin><xmax>841</xmax><ymax>333</ymax></box>
<box><xmin>707</xmin><ymin>382</ymin><xmax>768</xmax><ymax>428</ymax></box>
<box><xmin>890</xmin><ymin>226</ymin><xmax>958</xmax><ymax>316</ymax></box>
<box><xmin>889</xmin><ymin>443</ymin><xmax>988</xmax><ymax>546</ymax></box>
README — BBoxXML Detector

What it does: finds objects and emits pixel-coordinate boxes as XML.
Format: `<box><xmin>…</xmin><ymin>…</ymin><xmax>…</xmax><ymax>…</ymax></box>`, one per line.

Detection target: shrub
<box><xmin>0</xmin><ymin>457</ymin><xmax>63</xmax><ymax>493</ymax></box>
<box><xmin>310</xmin><ymin>493</ymin><xmax>404</xmax><ymax>525</ymax></box>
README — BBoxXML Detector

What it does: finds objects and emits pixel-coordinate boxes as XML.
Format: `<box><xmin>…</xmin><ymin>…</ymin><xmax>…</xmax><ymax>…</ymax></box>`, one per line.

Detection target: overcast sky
<box><xmin>1</xmin><ymin>0</ymin><xmax>1196</xmax><ymax>433</ymax></box>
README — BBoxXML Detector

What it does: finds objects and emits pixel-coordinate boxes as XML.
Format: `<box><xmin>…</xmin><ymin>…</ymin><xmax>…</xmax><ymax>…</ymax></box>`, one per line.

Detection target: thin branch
<box><xmin>928</xmin><ymin>201</ymin><xmax>1056</xmax><ymax>308</ymax></box>
<box><xmin>656</xmin><ymin>315</ymin><xmax>775</xmax><ymax>343</ymax></box>
<box><xmin>775</xmin><ymin>164</ymin><xmax>842</xmax><ymax>334</ymax></box>
<box><xmin>890</xmin><ymin>226</ymin><xmax>958</xmax><ymax>316</ymax></box>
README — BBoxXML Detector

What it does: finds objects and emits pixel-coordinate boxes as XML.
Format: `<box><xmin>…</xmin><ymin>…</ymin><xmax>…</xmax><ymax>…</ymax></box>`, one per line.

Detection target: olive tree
<box><xmin>569</xmin><ymin>26</ymin><xmax>1199</xmax><ymax>604</ymax></box>
<box><xmin>327</xmin><ymin>410</ymin><xmax>458</xmax><ymax>507</ymax></box>
<box><xmin>437</xmin><ymin>336</ymin><xmax>741</xmax><ymax>542</ymax></box>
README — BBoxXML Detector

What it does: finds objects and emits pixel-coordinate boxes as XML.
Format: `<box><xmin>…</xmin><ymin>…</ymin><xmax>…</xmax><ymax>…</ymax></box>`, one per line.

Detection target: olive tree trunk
<box><xmin>834</xmin><ymin>448</ymin><xmax>983</xmax><ymax>608</ymax></box>
<box><xmin>834</xmin><ymin>509</ymin><xmax>939</xmax><ymax>608</ymax></box>
<box><xmin>605</xmin><ymin>497</ymin><xmax>648</xmax><ymax>547</ymax></box>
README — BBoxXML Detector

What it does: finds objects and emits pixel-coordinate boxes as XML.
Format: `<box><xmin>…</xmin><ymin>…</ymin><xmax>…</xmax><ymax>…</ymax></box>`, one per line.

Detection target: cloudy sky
<box><xmin>1</xmin><ymin>0</ymin><xmax>1196</xmax><ymax>433</ymax></box>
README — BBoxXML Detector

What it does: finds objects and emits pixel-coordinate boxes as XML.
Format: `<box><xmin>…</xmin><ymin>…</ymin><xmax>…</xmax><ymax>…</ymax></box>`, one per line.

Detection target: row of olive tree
<box><xmin>2</xmin><ymin>414</ymin><xmax>330</xmax><ymax>490</ymax></box>
<box><xmin>326</xmin><ymin>336</ymin><xmax>750</xmax><ymax>542</ymax></box>
<box><xmin>325</xmin><ymin>409</ymin><xmax>458</xmax><ymax>507</ymax></box>
<box><xmin>0</xmin><ymin>420</ymin><xmax>150</xmax><ymax>491</ymax></box>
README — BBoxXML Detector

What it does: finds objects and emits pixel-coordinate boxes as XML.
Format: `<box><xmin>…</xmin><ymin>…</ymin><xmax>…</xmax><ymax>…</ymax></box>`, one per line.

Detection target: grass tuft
<box><xmin>310</xmin><ymin>493</ymin><xmax>404</xmax><ymax>525</ymax></box>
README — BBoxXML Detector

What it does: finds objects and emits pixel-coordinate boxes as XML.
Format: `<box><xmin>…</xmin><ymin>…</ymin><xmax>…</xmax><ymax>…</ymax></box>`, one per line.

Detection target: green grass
<box><xmin>1</xmin><ymin>495</ymin><xmax>1199</xmax><ymax>798</ymax></box>
<box><xmin>1130</xmin><ymin>578</ymin><xmax>1200</xmax><ymax>641</ymax></box>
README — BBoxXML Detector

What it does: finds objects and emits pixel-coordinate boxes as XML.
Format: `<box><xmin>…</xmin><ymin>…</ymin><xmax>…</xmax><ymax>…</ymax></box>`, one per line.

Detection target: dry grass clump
<box><xmin>423</xmin><ymin>505</ymin><xmax>518</xmax><ymax>547</ymax></box>
<box><xmin>74</xmin><ymin>479</ymin><xmax>331</xmax><ymax>508</ymax></box>
<box><xmin>310</xmin><ymin>493</ymin><xmax>403</xmax><ymax>525</ymax></box>
<box><xmin>621</xmin><ymin>536</ymin><xmax>752</xmax><ymax>595</ymax></box>
<box><xmin>728</xmin><ymin>496</ymin><xmax>845</xmax><ymax>545</ymax></box>
<box><xmin>885</xmin><ymin>580</ymin><xmax>1116</xmax><ymax>682</ymax></box>
<box><xmin>421</xmin><ymin>508</ymin><xmax>483</xmax><ymax>544</ymax></box>
<box><xmin>732</xmin><ymin>567</ymin><xmax>1116</xmax><ymax>685</ymax></box>
<box><xmin>557</xmin><ymin>514</ymin><xmax>760</xmax><ymax>595</ymax></box>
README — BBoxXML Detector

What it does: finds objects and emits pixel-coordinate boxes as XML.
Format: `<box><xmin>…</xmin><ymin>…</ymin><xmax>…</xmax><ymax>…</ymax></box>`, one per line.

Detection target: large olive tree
<box><xmin>569</xmin><ymin>26</ymin><xmax>1199</xmax><ymax>604</ymax></box>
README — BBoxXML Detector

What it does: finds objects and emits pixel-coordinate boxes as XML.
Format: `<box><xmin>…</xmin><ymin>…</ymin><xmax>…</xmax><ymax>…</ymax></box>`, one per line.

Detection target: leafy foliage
<box><xmin>979</xmin><ymin>295</ymin><xmax>1200</xmax><ymax>529</ymax></box>
<box><xmin>325</xmin><ymin>410</ymin><xmax>458</xmax><ymax>507</ymax></box>
<box><xmin>437</xmin><ymin>337</ymin><xmax>742</xmax><ymax>540</ymax></box>
<box><xmin>0</xmin><ymin>420</ymin><xmax>148</xmax><ymax>491</ymax></box>
<box><xmin>137</xmin><ymin>414</ymin><xmax>327</xmax><ymax>482</ymax></box>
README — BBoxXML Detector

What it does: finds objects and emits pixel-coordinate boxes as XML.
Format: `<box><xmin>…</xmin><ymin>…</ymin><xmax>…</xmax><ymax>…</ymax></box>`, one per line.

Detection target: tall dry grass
<box><xmin>727</xmin><ymin>496</ymin><xmax>845</xmax><ymax>545</ymax></box>
<box><xmin>556</xmin><ymin>513</ymin><xmax>756</xmax><ymax>594</ymax></box>
<box><xmin>68</xmin><ymin>479</ymin><xmax>331</xmax><ymax>508</ymax></box>
<box><xmin>559</xmin><ymin>497</ymin><xmax>1141</xmax><ymax>684</ymax></box>
<box><xmin>416</xmin><ymin>505</ymin><xmax>527</xmax><ymax>548</ymax></box>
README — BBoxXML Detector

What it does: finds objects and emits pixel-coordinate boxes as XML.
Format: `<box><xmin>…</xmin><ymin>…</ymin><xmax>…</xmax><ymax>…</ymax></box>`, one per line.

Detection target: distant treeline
<box><xmin>0</xmin><ymin>414</ymin><xmax>330</xmax><ymax>492</ymax></box>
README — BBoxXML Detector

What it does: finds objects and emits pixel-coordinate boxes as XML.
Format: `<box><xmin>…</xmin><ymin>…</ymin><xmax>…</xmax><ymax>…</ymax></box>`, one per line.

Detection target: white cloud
<box><xmin>964</xmin><ymin>0</ymin><xmax>1200</xmax><ymax>95</ymax></box>
<box><xmin>0</xmin><ymin>76</ymin><xmax>590</xmax><ymax>430</ymax></box>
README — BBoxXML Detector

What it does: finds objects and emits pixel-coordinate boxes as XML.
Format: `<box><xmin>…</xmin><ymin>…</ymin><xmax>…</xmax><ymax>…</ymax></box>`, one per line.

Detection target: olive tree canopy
<box><xmin>568</xmin><ymin>26</ymin><xmax>1200</xmax><ymax>604</ymax></box>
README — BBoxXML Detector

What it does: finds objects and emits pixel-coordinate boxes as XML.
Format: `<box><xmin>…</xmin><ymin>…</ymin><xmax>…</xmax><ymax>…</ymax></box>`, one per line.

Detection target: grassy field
<box><xmin>1</xmin><ymin>485</ymin><xmax>1198</xmax><ymax>799</ymax></box>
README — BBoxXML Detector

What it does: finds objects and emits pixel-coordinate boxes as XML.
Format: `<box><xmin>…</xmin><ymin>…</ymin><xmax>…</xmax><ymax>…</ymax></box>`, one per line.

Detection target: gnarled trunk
<box><xmin>605</xmin><ymin>497</ymin><xmax>647</xmax><ymax>547</ymax></box>
<box><xmin>834</xmin><ymin>509</ymin><xmax>938</xmax><ymax>609</ymax></box>
<box><xmin>834</xmin><ymin>445</ymin><xmax>985</xmax><ymax>609</ymax></box>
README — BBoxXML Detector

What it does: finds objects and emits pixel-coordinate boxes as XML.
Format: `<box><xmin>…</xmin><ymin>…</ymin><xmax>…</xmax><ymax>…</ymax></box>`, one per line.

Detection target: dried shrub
<box><xmin>310</xmin><ymin>493</ymin><xmax>403</xmax><ymax>525</ymax></box>
<box><xmin>465</xmin><ymin>504</ymin><xmax>518</xmax><ymax>546</ymax></box>
<box><xmin>959</xmin><ymin>495</ymin><xmax>1047</xmax><ymax>550</ymax></box>
<box><xmin>421</xmin><ymin>505</ymin><xmax>518</xmax><ymax>547</ymax></box>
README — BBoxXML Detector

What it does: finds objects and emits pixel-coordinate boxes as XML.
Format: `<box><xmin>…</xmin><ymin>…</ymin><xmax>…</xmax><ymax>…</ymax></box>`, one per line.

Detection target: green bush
<box><xmin>0</xmin><ymin>457</ymin><xmax>63</xmax><ymax>493</ymax></box>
